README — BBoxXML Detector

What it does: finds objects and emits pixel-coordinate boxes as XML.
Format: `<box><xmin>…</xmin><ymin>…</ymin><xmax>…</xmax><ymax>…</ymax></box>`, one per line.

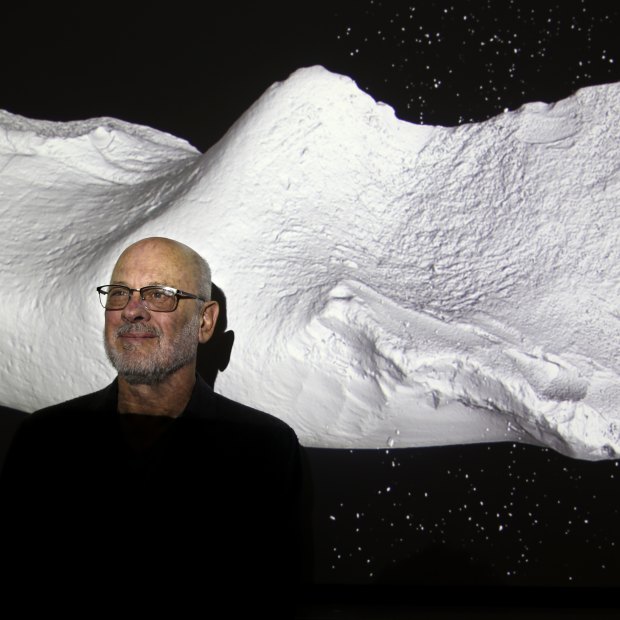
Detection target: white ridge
<box><xmin>0</xmin><ymin>66</ymin><xmax>618</xmax><ymax>460</ymax></box>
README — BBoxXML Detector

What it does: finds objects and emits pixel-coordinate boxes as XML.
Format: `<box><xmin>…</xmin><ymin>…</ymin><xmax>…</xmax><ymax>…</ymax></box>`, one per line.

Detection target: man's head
<box><xmin>102</xmin><ymin>237</ymin><xmax>219</xmax><ymax>385</ymax></box>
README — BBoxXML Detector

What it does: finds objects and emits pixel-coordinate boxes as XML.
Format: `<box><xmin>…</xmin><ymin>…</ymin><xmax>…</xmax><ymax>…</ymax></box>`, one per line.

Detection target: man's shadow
<box><xmin>196</xmin><ymin>282</ymin><xmax>235</xmax><ymax>388</ymax></box>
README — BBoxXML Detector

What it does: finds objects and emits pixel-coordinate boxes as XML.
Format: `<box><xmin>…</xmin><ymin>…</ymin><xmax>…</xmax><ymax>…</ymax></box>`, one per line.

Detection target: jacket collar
<box><xmin>181</xmin><ymin>373</ymin><xmax>217</xmax><ymax>420</ymax></box>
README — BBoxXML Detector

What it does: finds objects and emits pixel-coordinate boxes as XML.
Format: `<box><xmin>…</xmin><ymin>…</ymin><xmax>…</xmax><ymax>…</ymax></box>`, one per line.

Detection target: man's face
<box><xmin>103</xmin><ymin>240</ymin><xmax>209</xmax><ymax>385</ymax></box>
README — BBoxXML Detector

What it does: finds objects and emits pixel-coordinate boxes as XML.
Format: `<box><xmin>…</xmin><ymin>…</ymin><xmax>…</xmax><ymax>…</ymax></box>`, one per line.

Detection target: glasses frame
<box><xmin>97</xmin><ymin>284</ymin><xmax>208</xmax><ymax>312</ymax></box>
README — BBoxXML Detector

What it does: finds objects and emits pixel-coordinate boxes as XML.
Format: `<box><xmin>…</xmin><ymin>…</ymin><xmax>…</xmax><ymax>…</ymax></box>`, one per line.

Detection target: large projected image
<box><xmin>0</xmin><ymin>1</ymin><xmax>618</xmax><ymax>611</ymax></box>
<box><xmin>0</xmin><ymin>68</ymin><xmax>618</xmax><ymax>462</ymax></box>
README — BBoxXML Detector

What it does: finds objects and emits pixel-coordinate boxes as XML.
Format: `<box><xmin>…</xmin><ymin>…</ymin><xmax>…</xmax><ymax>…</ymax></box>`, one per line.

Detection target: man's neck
<box><xmin>116</xmin><ymin>364</ymin><xmax>196</xmax><ymax>417</ymax></box>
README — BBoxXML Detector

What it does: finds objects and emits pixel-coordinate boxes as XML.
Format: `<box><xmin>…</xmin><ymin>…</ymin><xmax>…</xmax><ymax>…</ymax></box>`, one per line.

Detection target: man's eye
<box><xmin>109</xmin><ymin>288</ymin><xmax>128</xmax><ymax>297</ymax></box>
<box><xmin>148</xmin><ymin>289</ymin><xmax>172</xmax><ymax>300</ymax></box>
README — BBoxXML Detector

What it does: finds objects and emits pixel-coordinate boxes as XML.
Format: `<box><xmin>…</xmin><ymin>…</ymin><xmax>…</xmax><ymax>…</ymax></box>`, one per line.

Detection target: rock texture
<box><xmin>1</xmin><ymin>66</ymin><xmax>618</xmax><ymax>459</ymax></box>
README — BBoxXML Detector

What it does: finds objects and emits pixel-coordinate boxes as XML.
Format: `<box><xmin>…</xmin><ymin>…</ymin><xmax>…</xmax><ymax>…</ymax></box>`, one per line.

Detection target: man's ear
<box><xmin>198</xmin><ymin>301</ymin><xmax>219</xmax><ymax>344</ymax></box>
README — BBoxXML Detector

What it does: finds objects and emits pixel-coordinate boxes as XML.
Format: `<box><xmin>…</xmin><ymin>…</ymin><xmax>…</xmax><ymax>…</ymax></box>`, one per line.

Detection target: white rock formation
<box><xmin>0</xmin><ymin>66</ymin><xmax>618</xmax><ymax>460</ymax></box>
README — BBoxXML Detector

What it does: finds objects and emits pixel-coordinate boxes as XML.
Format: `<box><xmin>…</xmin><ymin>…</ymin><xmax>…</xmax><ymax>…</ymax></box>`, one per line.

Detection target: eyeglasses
<box><xmin>97</xmin><ymin>285</ymin><xmax>207</xmax><ymax>312</ymax></box>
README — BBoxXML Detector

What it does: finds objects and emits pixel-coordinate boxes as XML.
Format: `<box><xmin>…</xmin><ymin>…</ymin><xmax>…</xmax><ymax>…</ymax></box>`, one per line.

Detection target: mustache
<box><xmin>116</xmin><ymin>324</ymin><xmax>161</xmax><ymax>337</ymax></box>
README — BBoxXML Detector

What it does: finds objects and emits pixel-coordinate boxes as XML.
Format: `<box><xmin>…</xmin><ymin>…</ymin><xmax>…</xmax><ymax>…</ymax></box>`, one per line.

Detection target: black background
<box><xmin>4</xmin><ymin>2</ymin><xmax>619</xmax><ymax>151</ymax></box>
<box><xmin>2</xmin><ymin>0</ymin><xmax>619</xmax><ymax>599</ymax></box>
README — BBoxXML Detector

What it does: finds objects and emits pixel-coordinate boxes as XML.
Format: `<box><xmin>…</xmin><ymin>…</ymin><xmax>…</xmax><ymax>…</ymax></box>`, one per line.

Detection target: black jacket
<box><xmin>1</xmin><ymin>375</ymin><xmax>308</xmax><ymax>614</ymax></box>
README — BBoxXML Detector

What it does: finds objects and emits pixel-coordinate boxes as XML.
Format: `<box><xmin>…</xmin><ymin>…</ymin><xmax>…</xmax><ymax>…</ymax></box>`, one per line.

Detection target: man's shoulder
<box><xmin>211</xmin><ymin>390</ymin><xmax>292</xmax><ymax>433</ymax></box>
<box><xmin>2</xmin><ymin>383</ymin><xmax>116</xmax><ymax>474</ymax></box>
<box><xmin>192</xmin><ymin>375</ymin><xmax>296</xmax><ymax>437</ymax></box>
<box><xmin>189</xmin><ymin>379</ymin><xmax>299</xmax><ymax>459</ymax></box>
<box><xmin>29</xmin><ymin>382</ymin><xmax>116</xmax><ymax>425</ymax></box>
<box><xmin>201</xmin><ymin>390</ymin><xmax>302</xmax><ymax>494</ymax></box>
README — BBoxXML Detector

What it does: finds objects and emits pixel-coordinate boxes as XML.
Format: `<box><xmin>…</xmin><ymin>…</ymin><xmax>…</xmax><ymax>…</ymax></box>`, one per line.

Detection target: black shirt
<box><xmin>1</xmin><ymin>376</ymin><xmax>307</xmax><ymax>614</ymax></box>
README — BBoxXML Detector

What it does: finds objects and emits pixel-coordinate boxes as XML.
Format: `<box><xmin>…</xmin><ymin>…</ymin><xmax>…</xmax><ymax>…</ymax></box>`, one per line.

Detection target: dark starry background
<box><xmin>1</xmin><ymin>0</ymin><xmax>619</xmax><ymax>601</ymax></box>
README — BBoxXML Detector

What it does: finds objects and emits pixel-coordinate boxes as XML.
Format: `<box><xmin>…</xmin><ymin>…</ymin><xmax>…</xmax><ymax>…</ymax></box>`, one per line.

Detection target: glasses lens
<box><xmin>102</xmin><ymin>286</ymin><xmax>130</xmax><ymax>309</ymax></box>
<box><xmin>142</xmin><ymin>287</ymin><xmax>176</xmax><ymax>311</ymax></box>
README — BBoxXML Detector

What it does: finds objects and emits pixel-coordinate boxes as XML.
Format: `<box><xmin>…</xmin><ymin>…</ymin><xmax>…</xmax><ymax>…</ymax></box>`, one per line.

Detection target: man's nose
<box><xmin>122</xmin><ymin>290</ymin><xmax>151</xmax><ymax>321</ymax></box>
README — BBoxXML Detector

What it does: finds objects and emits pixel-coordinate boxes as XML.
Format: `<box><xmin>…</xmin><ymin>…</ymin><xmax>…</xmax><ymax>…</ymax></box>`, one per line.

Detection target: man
<box><xmin>1</xmin><ymin>237</ymin><xmax>308</xmax><ymax>614</ymax></box>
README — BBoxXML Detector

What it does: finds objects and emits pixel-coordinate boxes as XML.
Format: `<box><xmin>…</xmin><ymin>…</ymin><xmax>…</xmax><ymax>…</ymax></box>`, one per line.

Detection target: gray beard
<box><xmin>104</xmin><ymin>312</ymin><xmax>201</xmax><ymax>385</ymax></box>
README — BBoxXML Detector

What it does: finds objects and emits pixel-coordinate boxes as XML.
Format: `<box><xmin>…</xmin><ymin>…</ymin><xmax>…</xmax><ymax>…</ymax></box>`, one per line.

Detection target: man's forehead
<box><xmin>110</xmin><ymin>279</ymin><xmax>177</xmax><ymax>287</ymax></box>
<box><xmin>111</xmin><ymin>239</ymin><xmax>196</xmax><ymax>286</ymax></box>
<box><xmin>111</xmin><ymin>263</ymin><xmax>190</xmax><ymax>287</ymax></box>
<box><xmin>116</xmin><ymin>238</ymin><xmax>188</xmax><ymax>261</ymax></box>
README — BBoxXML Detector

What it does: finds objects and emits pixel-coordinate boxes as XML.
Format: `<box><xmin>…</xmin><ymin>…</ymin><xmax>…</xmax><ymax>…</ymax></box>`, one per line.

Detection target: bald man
<box><xmin>1</xmin><ymin>238</ymin><xmax>308</xmax><ymax>615</ymax></box>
